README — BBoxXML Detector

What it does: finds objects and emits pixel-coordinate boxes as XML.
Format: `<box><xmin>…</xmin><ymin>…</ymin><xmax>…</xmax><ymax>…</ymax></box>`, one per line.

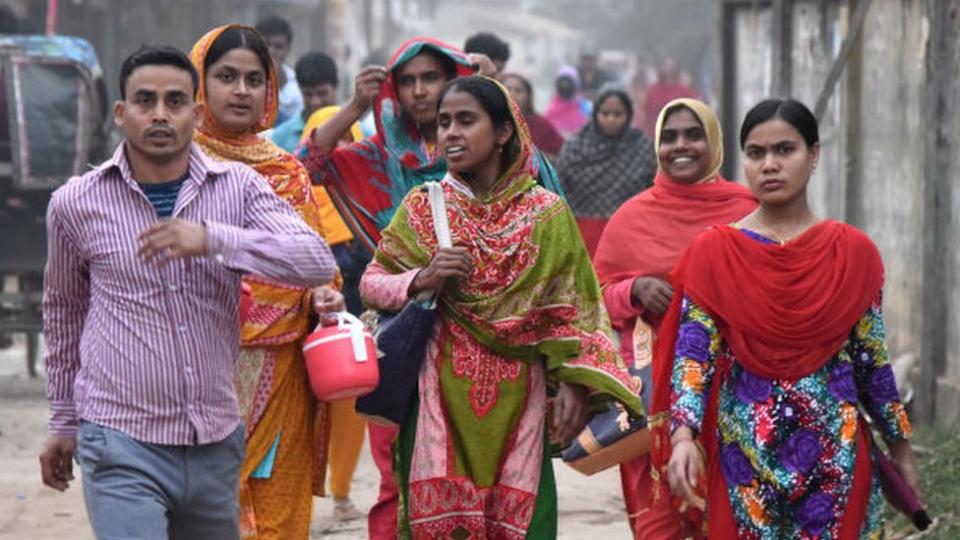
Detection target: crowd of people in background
<box><xmin>35</xmin><ymin>13</ymin><xmax>922</xmax><ymax>540</ymax></box>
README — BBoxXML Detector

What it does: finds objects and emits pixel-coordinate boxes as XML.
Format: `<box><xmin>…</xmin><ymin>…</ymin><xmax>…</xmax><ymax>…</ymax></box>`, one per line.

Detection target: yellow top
<box><xmin>301</xmin><ymin>105</ymin><xmax>364</xmax><ymax>246</ymax></box>
<box><xmin>311</xmin><ymin>185</ymin><xmax>354</xmax><ymax>245</ymax></box>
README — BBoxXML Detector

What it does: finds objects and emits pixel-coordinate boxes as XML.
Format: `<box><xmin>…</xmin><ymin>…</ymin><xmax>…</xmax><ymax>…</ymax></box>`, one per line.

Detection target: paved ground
<box><xmin>0</xmin><ymin>338</ymin><xmax>633</xmax><ymax>539</ymax></box>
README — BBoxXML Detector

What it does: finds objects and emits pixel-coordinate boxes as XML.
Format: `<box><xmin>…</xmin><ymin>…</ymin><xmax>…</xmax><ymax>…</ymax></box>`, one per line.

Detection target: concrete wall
<box><xmin>933</xmin><ymin>0</ymin><xmax>960</xmax><ymax>424</ymax></box>
<box><xmin>853</xmin><ymin>0</ymin><xmax>927</xmax><ymax>358</ymax></box>
<box><xmin>723</xmin><ymin>0</ymin><xmax>960</xmax><ymax>424</ymax></box>
<box><xmin>790</xmin><ymin>1</ymin><xmax>847</xmax><ymax>220</ymax></box>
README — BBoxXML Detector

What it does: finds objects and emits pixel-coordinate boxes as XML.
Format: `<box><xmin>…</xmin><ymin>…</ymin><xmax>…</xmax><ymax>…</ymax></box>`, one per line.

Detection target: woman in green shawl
<box><xmin>360</xmin><ymin>76</ymin><xmax>643</xmax><ymax>538</ymax></box>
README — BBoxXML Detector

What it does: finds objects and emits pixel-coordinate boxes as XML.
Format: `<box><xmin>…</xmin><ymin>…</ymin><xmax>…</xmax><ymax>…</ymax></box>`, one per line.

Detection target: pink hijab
<box><xmin>544</xmin><ymin>65</ymin><xmax>589</xmax><ymax>137</ymax></box>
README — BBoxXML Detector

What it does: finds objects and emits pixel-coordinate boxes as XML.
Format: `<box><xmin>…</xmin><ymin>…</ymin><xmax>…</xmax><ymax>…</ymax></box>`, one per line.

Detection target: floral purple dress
<box><xmin>670</xmin><ymin>229</ymin><xmax>912</xmax><ymax>539</ymax></box>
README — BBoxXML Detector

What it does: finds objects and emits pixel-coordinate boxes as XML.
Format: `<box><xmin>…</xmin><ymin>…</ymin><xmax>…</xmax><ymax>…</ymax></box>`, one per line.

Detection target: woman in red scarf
<box><xmin>650</xmin><ymin>99</ymin><xmax>920</xmax><ymax>538</ymax></box>
<box><xmin>594</xmin><ymin>98</ymin><xmax>757</xmax><ymax>538</ymax></box>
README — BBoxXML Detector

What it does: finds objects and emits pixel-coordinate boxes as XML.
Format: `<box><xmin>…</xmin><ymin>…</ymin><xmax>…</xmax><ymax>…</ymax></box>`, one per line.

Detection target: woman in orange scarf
<box><xmin>594</xmin><ymin>98</ymin><xmax>756</xmax><ymax>539</ymax></box>
<box><xmin>650</xmin><ymin>99</ymin><xmax>920</xmax><ymax>538</ymax></box>
<box><xmin>189</xmin><ymin>25</ymin><xmax>343</xmax><ymax>539</ymax></box>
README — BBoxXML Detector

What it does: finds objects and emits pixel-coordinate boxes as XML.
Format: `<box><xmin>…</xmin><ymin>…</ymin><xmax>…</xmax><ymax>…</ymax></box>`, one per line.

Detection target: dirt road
<box><xmin>0</xmin><ymin>342</ymin><xmax>632</xmax><ymax>539</ymax></box>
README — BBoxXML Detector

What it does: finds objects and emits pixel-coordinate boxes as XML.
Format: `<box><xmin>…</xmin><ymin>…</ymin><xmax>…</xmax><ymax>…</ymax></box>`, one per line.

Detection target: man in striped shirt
<box><xmin>38</xmin><ymin>45</ymin><xmax>336</xmax><ymax>539</ymax></box>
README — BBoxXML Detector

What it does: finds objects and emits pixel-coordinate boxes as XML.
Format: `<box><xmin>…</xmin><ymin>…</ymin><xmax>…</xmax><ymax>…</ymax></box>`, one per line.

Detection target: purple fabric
<box><xmin>778</xmin><ymin>428</ymin><xmax>822</xmax><ymax>474</ymax></box>
<box><xmin>735</xmin><ymin>368</ymin><xmax>772</xmax><ymax>403</ymax></box>
<box><xmin>869</xmin><ymin>365</ymin><xmax>900</xmax><ymax>403</ymax></box>
<box><xmin>796</xmin><ymin>492</ymin><xmax>834</xmax><ymax>535</ymax></box>
<box><xmin>828</xmin><ymin>362</ymin><xmax>858</xmax><ymax>403</ymax></box>
<box><xmin>44</xmin><ymin>142</ymin><xmax>336</xmax><ymax>445</ymax></box>
<box><xmin>675</xmin><ymin>321</ymin><xmax>712</xmax><ymax>363</ymax></box>
<box><xmin>720</xmin><ymin>443</ymin><xmax>754</xmax><ymax>485</ymax></box>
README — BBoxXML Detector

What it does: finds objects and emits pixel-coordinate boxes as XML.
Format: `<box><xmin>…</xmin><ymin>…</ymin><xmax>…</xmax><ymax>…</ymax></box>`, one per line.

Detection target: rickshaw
<box><xmin>0</xmin><ymin>34</ymin><xmax>110</xmax><ymax>376</ymax></box>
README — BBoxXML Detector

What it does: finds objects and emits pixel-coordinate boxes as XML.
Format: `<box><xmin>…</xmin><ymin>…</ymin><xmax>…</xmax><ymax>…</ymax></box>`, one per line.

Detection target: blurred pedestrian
<box><xmin>255</xmin><ymin>15</ymin><xmax>302</xmax><ymax>126</ymax></box>
<box><xmin>38</xmin><ymin>44</ymin><xmax>335</xmax><ymax>539</ymax></box>
<box><xmin>501</xmin><ymin>72</ymin><xmax>564</xmax><ymax>158</ymax></box>
<box><xmin>577</xmin><ymin>51</ymin><xmax>614</xmax><ymax>101</ymax></box>
<box><xmin>544</xmin><ymin>65</ymin><xmax>591</xmax><ymax>139</ymax></box>
<box><xmin>628</xmin><ymin>70</ymin><xmax>649</xmax><ymax>130</ymax></box>
<box><xmin>269</xmin><ymin>51</ymin><xmax>338</xmax><ymax>153</ymax></box>
<box><xmin>556</xmin><ymin>86</ymin><xmax>656</xmax><ymax>256</ymax></box>
<box><xmin>361</xmin><ymin>75</ymin><xmax>643</xmax><ymax>538</ymax></box>
<box><xmin>594</xmin><ymin>98</ymin><xmax>756</xmax><ymax>539</ymax></box>
<box><xmin>463</xmin><ymin>31</ymin><xmax>510</xmax><ymax>79</ymax></box>
<box><xmin>189</xmin><ymin>24</ymin><xmax>344</xmax><ymax>539</ymax></box>
<box><xmin>641</xmin><ymin>58</ymin><xmax>700</xmax><ymax>137</ymax></box>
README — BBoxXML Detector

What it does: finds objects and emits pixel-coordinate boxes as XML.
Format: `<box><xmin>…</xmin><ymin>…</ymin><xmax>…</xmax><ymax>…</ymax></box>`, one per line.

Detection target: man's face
<box><xmin>580</xmin><ymin>54</ymin><xmax>597</xmax><ymax>72</ymax></box>
<box><xmin>264</xmin><ymin>33</ymin><xmax>291</xmax><ymax>66</ymax></box>
<box><xmin>301</xmin><ymin>83</ymin><xmax>337</xmax><ymax>116</ymax></box>
<box><xmin>395</xmin><ymin>52</ymin><xmax>449</xmax><ymax>126</ymax></box>
<box><xmin>115</xmin><ymin>65</ymin><xmax>200</xmax><ymax>163</ymax></box>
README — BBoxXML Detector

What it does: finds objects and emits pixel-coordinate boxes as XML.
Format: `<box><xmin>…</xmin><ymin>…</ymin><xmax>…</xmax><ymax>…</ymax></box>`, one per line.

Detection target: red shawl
<box><xmin>594</xmin><ymin>172</ymin><xmax>757</xmax><ymax>288</ymax></box>
<box><xmin>648</xmin><ymin>220</ymin><xmax>884</xmax><ymax>537</ymax></box>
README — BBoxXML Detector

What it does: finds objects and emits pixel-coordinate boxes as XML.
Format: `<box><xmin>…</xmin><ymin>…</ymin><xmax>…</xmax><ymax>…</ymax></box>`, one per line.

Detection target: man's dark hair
<box><xmin>119</xmin><ymin>45</ymin><xmax>199</xmax><ymax>100</ymax></box>
<box><xmin>255</xmin><ymin>15</ymin><xmax>293</xmax><ymax>42</ymax></box>
<box><xmin>463</xmin><ymin>32</ymin><xmax>511</xmax><ymax>63</ymax></box>
<box><xmin>295</xmin><ymin>52</ymin><xmax>338</xmax><ymax>88</ymax></box>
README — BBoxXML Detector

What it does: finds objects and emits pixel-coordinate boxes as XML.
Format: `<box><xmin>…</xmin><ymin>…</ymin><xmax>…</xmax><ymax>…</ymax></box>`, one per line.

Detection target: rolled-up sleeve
<box><xmin>603</xmin><ymin>277</ymin><xmax>644</xmax><ymax>330</ymax></box>
<box><xmin>360</xmin><ymin>260</ymin><xmax>420</xmax><ymax>312</ymax></box>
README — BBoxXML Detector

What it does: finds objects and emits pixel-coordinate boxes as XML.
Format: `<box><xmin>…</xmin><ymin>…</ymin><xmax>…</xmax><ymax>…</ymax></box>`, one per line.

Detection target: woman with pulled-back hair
<box><xmin>360</xmin><ymin>76</ymin><xmax>642</xmax><ymax>538</ymax></box>
<box><xmin>649</xmin><ymin>98</ymin><xmax>921</xmax><ymax>538</ymax></box>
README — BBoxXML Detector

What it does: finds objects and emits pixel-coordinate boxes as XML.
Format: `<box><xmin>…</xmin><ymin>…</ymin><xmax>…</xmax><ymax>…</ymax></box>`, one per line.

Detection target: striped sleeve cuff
<box><xmin>49</xmin><ymin>400</ymin><xmax>79</xmax><ymax>437</ymax></box>
<box><xmin>204</xmin><ymin>221</ymin><xmax>243</xmax><ymax>268</ymax></box>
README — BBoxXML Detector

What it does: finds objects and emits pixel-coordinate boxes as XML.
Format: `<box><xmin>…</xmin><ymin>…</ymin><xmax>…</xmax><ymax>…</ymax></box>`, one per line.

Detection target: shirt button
<box><xmin>178</xmin><ymin>325</ymin><xmax>187</xmax><ymax>333</ymax></box>
<box><xmin>185</xmin><ymin>366</ymin><xmax>193</xmax><ymax>374</ymax></box>
<box><xmin>169</xmin><ymin>284</ymin><xmax>178</xmax><ymax>292</ymax></box>
<box><xmin>215</xmin><ymin>254</ymin><xmax>225</xmax><ymax>264</ymax></box>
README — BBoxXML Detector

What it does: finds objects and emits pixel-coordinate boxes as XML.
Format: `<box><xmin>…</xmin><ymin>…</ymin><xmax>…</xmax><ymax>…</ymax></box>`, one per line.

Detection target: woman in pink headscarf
<box><xmin>544</xmin><ymin>65</ymin><xmax>591</xmax><ymax>138</ymax></box>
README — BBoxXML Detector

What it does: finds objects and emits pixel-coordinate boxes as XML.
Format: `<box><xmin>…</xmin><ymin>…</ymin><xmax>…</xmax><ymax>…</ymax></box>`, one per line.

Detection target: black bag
<box><xmin>355</xmin><ymin>302</ymin><xmax>436</xmax><ymax>426</ymax></box>
<box><xmin>354</xmin><ymin>181</ymin><xmax>451</xmax><ymax>427</ymax></box>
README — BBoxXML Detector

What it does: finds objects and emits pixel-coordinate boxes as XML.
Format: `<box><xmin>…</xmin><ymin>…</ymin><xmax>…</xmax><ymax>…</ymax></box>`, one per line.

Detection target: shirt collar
<box><xmin>100</xmin><ymin>140</ymin><xmax>231</xmax><ymax>187</ymax></box>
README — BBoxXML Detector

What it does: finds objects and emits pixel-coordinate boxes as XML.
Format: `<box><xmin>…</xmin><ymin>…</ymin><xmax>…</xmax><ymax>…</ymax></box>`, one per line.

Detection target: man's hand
<box><xmin>138</xmin><ymin>219</ymin><xmax>207</xmax><ymax>265</ymax></box>
<box><xmin>467</xmin><ymin>53</ymin><xmax>498</xmax><ymax>78</ymax></box>
<box><xmin>39</xmin><ymin>435</ymin><xmax>77</xmax><ymax>492</ymax></box>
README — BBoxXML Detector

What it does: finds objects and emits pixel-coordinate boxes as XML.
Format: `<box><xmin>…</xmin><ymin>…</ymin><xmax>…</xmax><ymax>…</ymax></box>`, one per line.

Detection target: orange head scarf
<box><xmin>190</xmin><ymin>24</ymin><xmax>327</xmax><ymax>345</ymax></box>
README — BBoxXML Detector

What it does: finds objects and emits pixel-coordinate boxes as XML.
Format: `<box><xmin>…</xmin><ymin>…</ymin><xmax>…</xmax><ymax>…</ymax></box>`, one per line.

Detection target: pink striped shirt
<box><xmin>44</xmin><ymin>142</ymin><xmax>336</xmax><ymax>445</ymax></box>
